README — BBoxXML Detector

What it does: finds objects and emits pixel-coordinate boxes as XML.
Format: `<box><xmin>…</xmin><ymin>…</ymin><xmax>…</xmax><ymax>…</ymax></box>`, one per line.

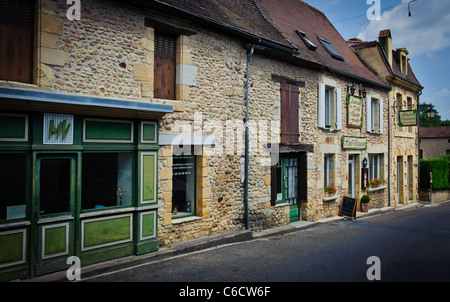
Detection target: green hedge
<box><xmin>420</xmin><ymin>158</ymin><xmax>449</xmax><ymax>190</ymax></box>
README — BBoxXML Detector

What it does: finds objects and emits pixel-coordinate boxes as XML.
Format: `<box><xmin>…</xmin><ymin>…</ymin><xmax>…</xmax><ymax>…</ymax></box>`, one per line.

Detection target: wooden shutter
<box><xmin>280</xmin><ymin>83</ymin><xmax>300</xmax><ymax>144</ymax></box>
<box><xmin>379</xmin><ymin>98</ymin><xmax>383</xmax><ymax>133</ymax></box>
<box><xmin>289</xmin><ymin>85</ymin><xmax>300</xmax><ymax>143</ymax></box>
<box><xmin>366</xmin><ymin>96</ymin><xmax>372</xmax><ymax>132</ymax></box>
<box><xmin>154</xmin><ymin>32</ymin><xmax>176</xmax><ymax>100</ymax></box>
<box><xmin>0</xmin><ymin>0</ymin><xmax>34</xmax><ymax>83</ymax></box>
<box><xmin>336</xmin><ymin>88</ymin><xmax>342</xmax><ymax>130</ymax></box>
<box><xmin>318</xmin><ymin>83</ymin><xmax>325</xmax><ymax>128</ymax></box>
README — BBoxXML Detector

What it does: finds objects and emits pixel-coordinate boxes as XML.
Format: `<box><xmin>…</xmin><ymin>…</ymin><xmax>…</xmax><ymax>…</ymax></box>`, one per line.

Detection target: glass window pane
<box><xmin>0</xmin><ymin>153</ymin><xmax>27</xmax><ymax>220</ymax></box>
<box><xmin>82</xmin><ymin>153</ymin><xmax>133</xmax><ymax>210</ymax></box>
<box><xmin>172</xmin><ymin>155</ymin><xmax>195</xmax><ymax>216</ymax></box>
<box><xmin>40</xmin><ymin>159</ymin><xmax>70</xmax><ymax>215</ymax></box>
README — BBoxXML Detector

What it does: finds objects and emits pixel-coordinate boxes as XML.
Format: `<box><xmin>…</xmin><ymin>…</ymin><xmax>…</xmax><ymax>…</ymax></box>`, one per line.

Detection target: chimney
<box><xmin>378</xmin><ymin>29</ymin><xmax>392</xmax><ymax>67</ymax></box>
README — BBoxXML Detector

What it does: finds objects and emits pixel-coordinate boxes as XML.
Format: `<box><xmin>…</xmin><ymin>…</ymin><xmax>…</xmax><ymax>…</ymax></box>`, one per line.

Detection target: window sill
<box><xmin>172</xmin><ymin>215</ymin><xmax>202</xmax><ymax>224</ymax></box>
<box><xmin>323</xmin><ymin>195</ymin><xmax>339</xmax><ymax>201</ymax></box>
<box><xmin>368</xmin><ymin>185</ymin><xmax>387</xmax><ymax>192</ymax></box>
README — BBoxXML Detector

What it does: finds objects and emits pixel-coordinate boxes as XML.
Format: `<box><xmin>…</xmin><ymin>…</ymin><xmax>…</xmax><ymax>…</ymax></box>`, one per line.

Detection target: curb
<box><xmin>17</xmin><ymin>201</ymin><xmax>433</xmax><ymax>282</ymax></box>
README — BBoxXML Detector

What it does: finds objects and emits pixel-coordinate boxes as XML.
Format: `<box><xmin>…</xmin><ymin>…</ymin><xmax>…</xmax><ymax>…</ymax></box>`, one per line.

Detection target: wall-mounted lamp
<box><xmin>347</xmin><ymin>82</ymin><xmax>356</xmax><ymax>96</ymax></box>
<box><xmin>426</xmin><ymin>107</ymin><xmax>437</xmax><ymax>118</ymax></box>
<box><xmin>359</xmin><ymin>84</ymin><xmax>367</xmax><ymax>98</ymax></box>
<box><xmin>347</xmin><ymin>82</ymin><xmax>367</xmax><ymax>98</ymax></box>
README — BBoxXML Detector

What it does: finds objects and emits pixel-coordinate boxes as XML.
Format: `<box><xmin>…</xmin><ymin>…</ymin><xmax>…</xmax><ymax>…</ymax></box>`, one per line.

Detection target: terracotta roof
<box><xmin>255</xmin><ymin>0</ymin><xmax>387</xmax><ymax>87</ymax></box>
<box><xmin>129</xmin><ymin>0</ymin><xmax>293</xmax><ymax>48</ymax></box>
<box><xmin>348</xmin><ymin>32</ymin><xmax>422</xmax><ymax>89</ymax></box>
<box><xmin>420</xmin><ymin>126</ymin><xmax>450</xmax><ymax>138</ymax></box>
<box><xmin>126</xmin><ymin>0</ymin><xmax>388</xmax><ymax>87</ymax></box>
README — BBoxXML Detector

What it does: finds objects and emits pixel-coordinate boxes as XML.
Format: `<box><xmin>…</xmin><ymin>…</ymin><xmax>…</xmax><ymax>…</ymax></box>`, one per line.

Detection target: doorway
<box><xmin>35</xmin><ymin>154</ymin><xmax>76</xmax><ymax>276</ymax></box>
<box><xmin>274</xmin><ymin>157</ymin><xmax>300</xmax><ymax>222</ymax></box>
<box><xmin>348</xmin><ymin>155</ymin><xmax>355</xmax><ymax>198</ymax></box>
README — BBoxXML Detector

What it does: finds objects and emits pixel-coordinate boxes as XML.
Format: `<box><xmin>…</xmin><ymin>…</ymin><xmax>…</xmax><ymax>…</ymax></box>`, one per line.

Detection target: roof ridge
<box><xmin>252</xmin><ymin>0</ymin><xmax>298</xmax><ymax>50</ymax></box>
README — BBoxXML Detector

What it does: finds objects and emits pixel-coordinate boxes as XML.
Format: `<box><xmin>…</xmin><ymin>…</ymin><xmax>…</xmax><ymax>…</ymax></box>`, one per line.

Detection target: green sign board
<box><xmin>398</xmin><ymin>110</ymin><xmax>417</xmax><ymax>127</ymax></box>
<box><xmin>347</xmin><ymin>94</ymin><xmax>362</xmax><ymax>128</ymax></box>
<box><xmin>342</xmin><ymin>136</ymin><xmax>367</xmax><ymax>150</ymax></box>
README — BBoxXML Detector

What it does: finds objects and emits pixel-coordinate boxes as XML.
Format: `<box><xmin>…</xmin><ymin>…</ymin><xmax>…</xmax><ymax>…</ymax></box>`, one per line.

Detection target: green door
<box><xmin>284</xmin><ymin>158</ymin><xmax>299</xmax><ymax>222</ymax></box>
<box><xmin>275</xmin><ymin>157</ymin><xmax>300</xmax><ymax>222</ymax></box>
<box><xmin>35</xmin><ymin>154</ymin><xmax>76</xmax><ymax>276</ymax></box>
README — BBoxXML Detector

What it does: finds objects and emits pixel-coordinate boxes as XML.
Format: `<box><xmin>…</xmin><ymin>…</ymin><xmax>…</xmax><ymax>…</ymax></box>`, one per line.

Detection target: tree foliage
<box><xmin>419</xmin><ymin>102</ymin><xmax>450</xmax><ymax>127</ymax></box>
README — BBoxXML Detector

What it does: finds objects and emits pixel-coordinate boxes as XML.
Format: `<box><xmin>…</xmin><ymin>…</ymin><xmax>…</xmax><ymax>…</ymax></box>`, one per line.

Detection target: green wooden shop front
<box><xmin>0</xmin><ymin>89</ymin><xmax>171</xmax><ymax>281</ymax></box>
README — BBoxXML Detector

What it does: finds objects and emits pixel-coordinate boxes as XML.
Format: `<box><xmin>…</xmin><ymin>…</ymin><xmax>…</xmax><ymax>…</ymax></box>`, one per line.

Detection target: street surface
<box><xmin>84</xmin><ymin>201</ymin><xmax>450</xmax><ymax>283</ymax></box>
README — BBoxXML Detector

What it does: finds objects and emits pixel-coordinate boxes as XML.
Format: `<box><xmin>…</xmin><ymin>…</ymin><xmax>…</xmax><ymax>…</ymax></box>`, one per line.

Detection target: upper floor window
<box><xmin>366</xmin><ymin>96</ymin><xmax>383</xmax><ymax>134</ymax></box>
<box><xmin>0</xmin><ymin>0</ymin><xmax>34</xmax><ymax>83</ymax></box>
<box><xmin>154</xmin><ymin>32</ymin><xmax>176</xmax><ymax>100</ymax></box>
<box><xmin>318</xmin><ymin>83</ymin><xmax>342</xmax><ymax>130</ymax></box>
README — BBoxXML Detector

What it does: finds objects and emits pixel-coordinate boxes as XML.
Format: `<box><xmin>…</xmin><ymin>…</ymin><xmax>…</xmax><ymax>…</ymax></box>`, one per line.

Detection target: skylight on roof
<box><xmin>295</xmin><ymin>30</ymin><xmax>317</xmax><ymax>50</ymax></box>
<box><xmin>318</xmin><ymin>37</ymin><xmax>344</xmax><ymax>61</ymax></box>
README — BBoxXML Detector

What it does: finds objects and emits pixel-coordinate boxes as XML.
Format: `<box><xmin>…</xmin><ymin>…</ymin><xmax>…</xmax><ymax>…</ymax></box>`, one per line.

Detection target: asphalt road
<box><xmin>84</xmin><ymin>201</ymin><xmax>450</xmax><ymax>283</ymax></box>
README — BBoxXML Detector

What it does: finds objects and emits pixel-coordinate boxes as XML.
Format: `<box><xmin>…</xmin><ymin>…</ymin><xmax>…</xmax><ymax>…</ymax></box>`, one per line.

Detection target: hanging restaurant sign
<box><xmin>398</xmin><ymin>110</ymin><xmax>417</xmax><ymax>127</ymax></box>
<box><xmin>347</xmin><ymin>94</ymin><xmax>362</xmax><ymax>128</ymax></box>
<box><xmin>342</xmin><ymin>136</ymin><xmax>367</xmax><ymax>150</ymax></box>
<box><xmin>43</xmin><ymin>113</ymin><xmax>74</xmax><ymax>145</ymax></box>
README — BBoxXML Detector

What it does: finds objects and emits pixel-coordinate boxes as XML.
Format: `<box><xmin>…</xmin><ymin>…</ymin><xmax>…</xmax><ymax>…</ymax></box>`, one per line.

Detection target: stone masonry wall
<box><xmin>3</xmin><ymin>0</ymin><xmax>393</xmax><ymax>245</ymax></box>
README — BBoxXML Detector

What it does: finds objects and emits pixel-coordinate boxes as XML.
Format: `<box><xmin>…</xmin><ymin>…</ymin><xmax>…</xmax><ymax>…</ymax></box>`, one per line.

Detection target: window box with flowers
<box><xmin>368</xmin><ymin>178</ymin><xmax>387</xmax><ymax>192</ymax></box>
<box><xmin>324</xmin><ymin>185</ymin><xmax>338</xmax><ymax>201</ymax></box>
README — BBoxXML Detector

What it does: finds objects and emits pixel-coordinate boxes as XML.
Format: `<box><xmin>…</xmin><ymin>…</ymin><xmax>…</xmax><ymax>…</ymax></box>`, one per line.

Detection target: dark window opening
<box><xmin>0</xmin><ymin>153</ymin><xmax>27</xmax><ymax>220</ymax></box>
<box><xmin>39</xmin><ymin>158</ymin><xmax>70</xmax><ymax>215</ymax></box>
<box><xmin>172</xmin><ymin>154</ymin><xmax>195</xmax><ymax>217</ymax></box>
<box><xmin>82</xmin><ymin>153</ymin><xmax>133</xmax><ymax>210</ymax></box>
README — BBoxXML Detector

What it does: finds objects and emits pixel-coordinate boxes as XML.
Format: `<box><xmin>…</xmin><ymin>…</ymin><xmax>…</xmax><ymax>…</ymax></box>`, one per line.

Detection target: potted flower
<box><xmin>368</xmin><ymin>177</ymin><xmax>386</xmax><ymax>188</ymax></box>
<box><xmin>360</xmin><ymin>194</ymin><xmax>370</xmax><ymax>212</ymax></box>
<box><xmin>324</xmin><ymin>185</ymin><xmax>337</xmax><ymax>196</ymax></box>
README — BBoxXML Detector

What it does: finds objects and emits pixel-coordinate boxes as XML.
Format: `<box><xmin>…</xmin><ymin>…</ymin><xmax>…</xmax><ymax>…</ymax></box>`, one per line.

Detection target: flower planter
<box><xmin>361</xmin><ymin>202</ymin><xmax>369</xmax><ymax>212</ymax></box>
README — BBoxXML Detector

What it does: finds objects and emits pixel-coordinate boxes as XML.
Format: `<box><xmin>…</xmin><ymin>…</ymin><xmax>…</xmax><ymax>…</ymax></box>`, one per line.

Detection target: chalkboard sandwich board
<box><xmin>338</xmin><ymin>196</ymin><xmax>357</xmax><ymax>220</ymax></box>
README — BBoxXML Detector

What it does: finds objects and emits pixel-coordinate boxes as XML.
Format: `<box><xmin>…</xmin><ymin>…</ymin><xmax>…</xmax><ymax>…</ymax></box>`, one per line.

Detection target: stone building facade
<box><xmin>0</xmin><ymin>0</ymin><xmax>412</xmax><ymax>280</ymax></box>
<box><xmin>349</xmin><ymin>29</ymin><xmax>423</xmax><ymax>207</ymax></box>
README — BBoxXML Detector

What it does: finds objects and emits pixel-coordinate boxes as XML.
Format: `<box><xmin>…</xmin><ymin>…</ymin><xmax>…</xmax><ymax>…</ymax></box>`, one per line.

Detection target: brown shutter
<box><xmin>0</xmin><ymin>0</ymin><xmax>34</xmax><ymax>83</ymax></box>
<box><xmin>154</xmin><ymin>32</ymin><xmax>176</xmax><ymax>100</ymax></box>
<box><xmin>280</xmin><ymin>83</ymin><xmax>300</xmax><ymax>144</ymax></box>
<box><xmin>289</xmin><ymin>85</ymin><xmax>300</xmax><ymax>144</ymax></box>
<box><xmin>280</xmin><ymin>82</ymin><xmax>290</xmax><ymax>144</ymax></box>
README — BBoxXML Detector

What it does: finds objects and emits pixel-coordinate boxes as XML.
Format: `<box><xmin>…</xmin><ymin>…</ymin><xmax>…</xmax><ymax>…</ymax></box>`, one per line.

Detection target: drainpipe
<box><xmin>388</xmin><ymin>85</ymin><xmax>391</xmax><ymax>206</ymax></box>
<box><xmin>244</xmin><ymin>43</ymin><xmax>256</xmax><ymax>230</ymax></box>
<box><xmin>417</xmin><ymin>90</ymin><xmax>422</xmax><ymax>199</ymax></box>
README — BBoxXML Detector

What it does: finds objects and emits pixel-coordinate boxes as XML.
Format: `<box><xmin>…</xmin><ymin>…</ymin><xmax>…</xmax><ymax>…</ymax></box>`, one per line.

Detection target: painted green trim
<box><xmin>42</xmin><ymin>223</ymin><xmax>69</xmax><ymax>259</ymax></box>
<box><xmin>82</xmin><ymin>214</ymin><xmax>132</xmax><ymax>251</ymax></box>
<box><xmin>140</xmin><ymin>211</ymin><xmax>156</xmax><ymax>240</ymax></box>
<box><xmin>83</xmin><ymin>118</ymin><xmax>133</xmax><ymax>143</ymax></box>
<box><xmin>141</xmin><ymin>121</ymin><xmax>157</xmax><ymax>143</ymax></box>
<box><xmin>140</xmin><ymin>152</ymin><xmax>157</xmax><ymax>204</ymax></box>
<box><xmin>0</xmin><ymin>113</ymin><xmax>28</xmax><ymax>141</ymax></box>
<box><xmin>0</xmin><ymin>229</ymin><xmax>26</xmax><ymax>267</ymax></box>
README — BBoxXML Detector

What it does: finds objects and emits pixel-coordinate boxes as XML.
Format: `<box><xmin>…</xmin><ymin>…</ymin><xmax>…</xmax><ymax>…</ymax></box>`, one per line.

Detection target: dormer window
<box><xmin>397</xmin><ymin>48</ymin><xmax>409</xmax><ymax>77</ymax></box>
<box><xmin>318</xmin><ymin>37</ymin><xmax>344</xmax><ymax>61</ymax></box>
<box><xmin>295</xmin><ymin>30</ymin><xmax>317</xmax><ymax>50</ymax></box>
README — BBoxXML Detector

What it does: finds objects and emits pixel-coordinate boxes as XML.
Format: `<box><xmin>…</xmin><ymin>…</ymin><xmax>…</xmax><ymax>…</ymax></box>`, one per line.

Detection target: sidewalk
<box><xmin>19</xmin><ymin>202</ymin><xmax>425</xmax><ymax>282</ymax></box>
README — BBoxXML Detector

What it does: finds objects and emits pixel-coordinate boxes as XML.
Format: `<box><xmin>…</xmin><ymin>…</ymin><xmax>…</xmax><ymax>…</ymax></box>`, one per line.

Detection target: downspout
<box><xmin>417</xmin><ymin>90</ymin><xmax>423</xmax><ymax>198</ymax></box>
<box><xmin>388</xmin><ymin>84</ymin><xmax>391</xmax><ymax>206</ymax></box>
<box><xmin>244</xmin><ymin>43</ymin><xmax>257</xmax><ymax>230</ymax></box>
